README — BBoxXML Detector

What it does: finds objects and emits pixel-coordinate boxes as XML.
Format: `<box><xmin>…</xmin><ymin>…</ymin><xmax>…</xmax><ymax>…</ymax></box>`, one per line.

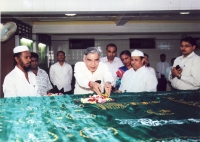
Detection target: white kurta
<box><xmin>74</xmin><ymin>62</ymin><xmax>114</xmax><ymax>94</ymax></box>
<box><xmin>169</xmin><ymin>52</ymin><xmax>200</xmax><ymax>90</ymax></box>
<box><xmin>146</xmin><ymin>66</ymin><xmax>156</xmax><ymax>77</ymax></box>
<box><xmin>100</xmin><ymin>57</ymin><xmax>123</xmax><ymax>83</ymax></box>
<box><xmin>3</xmin><ymin>66</ymin><xmax>38</xmax><ymax>97</ymax></box>
<box><xmin>49</xmin><ymin>62</ymin><xmax>72</xmax><ymax>92</ymax></box>
<box><xmin>119</xmin><ymin>66</ymin><xmax>158</xmax><ymax>92</ymax></box>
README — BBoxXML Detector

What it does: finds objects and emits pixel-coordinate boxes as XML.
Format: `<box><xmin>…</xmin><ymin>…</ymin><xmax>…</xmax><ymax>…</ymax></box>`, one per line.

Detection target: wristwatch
<box><xmin>177</xmin><ymin>74</ymin><xmax>181</xmax><ymax>79</ymax></box>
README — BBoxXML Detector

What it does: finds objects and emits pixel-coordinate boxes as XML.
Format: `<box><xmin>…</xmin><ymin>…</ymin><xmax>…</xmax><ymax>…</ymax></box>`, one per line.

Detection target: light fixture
<box><xmin>65</xmin><ymin>13</ymin><xmax>76</xmax><ymax>16</ymax></box>
<box><xmin>21</xmin><ymin>38</ymin><xmax>33</xmax><ymax>43</ymax></box>
<box><xmin>38</xmin><ymin>43</ymin><xmax>46</xmax><ymax>48</ymax></box>
<box><xmin>180</xmin><ymin>12</ymin><xmax>190</xmax><ymax>15</ymax></box>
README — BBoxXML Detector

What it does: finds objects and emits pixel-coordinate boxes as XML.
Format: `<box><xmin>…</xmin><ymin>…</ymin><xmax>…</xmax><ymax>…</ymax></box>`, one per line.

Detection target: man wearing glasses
<box><xmin>169</xmin><ymin>36</ymin><xmax>200</xmax><ymax>90</ymax></box>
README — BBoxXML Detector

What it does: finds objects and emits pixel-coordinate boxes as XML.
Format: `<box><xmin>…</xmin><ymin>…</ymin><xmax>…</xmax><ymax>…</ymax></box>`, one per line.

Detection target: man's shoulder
<box><xmin>5</xmin><ymin>69</ymin><xmax>15</xmax><ymax>77</ymax></box>
<box><xmin>100</xmin><ymin>56</ymin><xmax>107</xmax><ymax>62</ymax></box>
<box><xmin>165</xmin><ymin>62</ymin><xmax>170</xmax><ymax>66</ymax></box>
<box><xmin>75</xmin><ymin>61</ymin><xmax>85</xmax><ymax>68</ymax></box>
<box><xmin>193</xmin><ymin>53</ymin><xmax>200</xmax><ymax>59</ymax></box>
<box><xmin>99</xmin><ymin>62</ymin><xmax>109</xmax><ymax>67</ymax></box>
<box><xmin>4</xmin><ymin>68</ymin><xmax>20</xmax><ymax>81</ymax></box>
<box><xmin>114</xmin><ymin>57</ymin><xmax>121</xmax><ymax>61</ymax></box>
<box><xmin>38</xmin><ymin>68</ymin><xmax>47</xmax><ymax>74</ymax></box>
<box><xmin>123</xmin><ymin>68</ymin><xmax>133</xmax><ymax>75</ymax></box>
<box><xmin>50</xmin><ymin>62</ymin><xmax>58</xmax><ymax>68</ymax></box>
<box><xmin>156</xmin><ymin>62</ymin><xmax>161</xmax><ymax>65</ymax></box>
<box><xmin>143</xmin><ymin>67</ymin><xmax>153</xmax><ymax>74</ymax></box>
<box><xmin>65</xmin><ymin>62</ymin><xmax>72</xmax><ymax>67</ymax></box>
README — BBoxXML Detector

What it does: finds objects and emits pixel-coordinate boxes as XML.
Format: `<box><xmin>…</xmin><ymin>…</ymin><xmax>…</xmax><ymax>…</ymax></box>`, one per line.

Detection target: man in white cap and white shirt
<box><xmin>117</xmin><ymin>49</ymin><xmax>157</xmax><ymax>92</ymax></box>
<box><xmin>3</xmin><ymin>46</ymin><xmax>38</xmax><ymax>97</ymax></box>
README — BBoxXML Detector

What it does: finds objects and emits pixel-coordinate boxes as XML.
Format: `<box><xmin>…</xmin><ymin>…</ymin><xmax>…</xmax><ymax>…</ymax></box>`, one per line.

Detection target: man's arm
<box><xmin>3</xmin><ymin>76</ymin><xmax>17</xmax><ymax>97</ymax></box>
<box><xmin>69</xmin><ymin>65</ymin><xmax>73</xmax><ymax>83</ymax></box>
<box><xmin>145</xmin><ymin>75</ymin><xmax>158</xmax><ymax>92</ymax></box>
<box><xmin>74</xmin><ymin>62</ymin><xmax>90</xmax><ymax>88</ymax></box>
<box><xmin>44</xmin><ymin>71</ymin><xmax>53</xmax><ymax>93</ymax></box>
<box><xmin>49</xmin><ymin>65</ymin><xmax>54</xmax><ymax>85</ymax></box>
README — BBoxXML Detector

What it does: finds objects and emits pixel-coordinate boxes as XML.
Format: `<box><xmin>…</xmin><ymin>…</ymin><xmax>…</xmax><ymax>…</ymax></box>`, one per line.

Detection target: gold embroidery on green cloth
<box><xmin>48</xmin><ymin>131</ymin><xmax>58</xmax><ymax>141</ymax></box>
<box><xmin>130</xmin><ymin>100</ymin><xmax>160</xmax><ymax>106</ymax></box>
<box><xmin>147</xmin><ymin>109</ymin><xmax>174</xmax><ymax>115</ymax></box>
<box><xmin>95</xmin><ymin>103</ymin><xmax>129</xmax><ymax>110</ymax></box>
<box><xmin>167</xmin><ymin>97</ymin><xmax>200</xmax><ymax>107</ymax></box>
<box><xmin>66</xmin><ymin>134</ymin><xmax>74</xmax><ymax>138</ymax></box>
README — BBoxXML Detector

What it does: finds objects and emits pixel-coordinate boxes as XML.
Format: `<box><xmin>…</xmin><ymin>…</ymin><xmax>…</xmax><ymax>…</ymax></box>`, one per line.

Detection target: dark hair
<box><xmin>31</xmin><ymin>52</ymin><xmax>39</xmax><ymax>59</ymax></box>
<box><xmin>13</xmin><ymin>52</ymin><xmax>22</xmax><ymax>66</ymax></box>
<box><xmin>144</xmin><ymin>53</ymin><xmax>150</xmax><ymax>67</ymax></box>
<box><xmin>160</xmin><ymin>54</ymin><xmax>166</xmax><ymax>57</ymax></box>
<box><xmin>181</xmin><ymin>36</ymin><xmax>196</xmax><ymax>46</ymax></box>
<box><xmin>106</xmin><ymin>43</ymin><xmax>117</xmax><ymax>51</ymax></box>
<box><xmin>57</xmin><ymin>51</ymin><xmax>65</xmax><ymax>56</ymax></box>
<box><xmin>120</xmin><ymin>50</ymin><xmax>131</xmax><ymax>59</ymax></box>
<box><xmin>144</xmin><ymin>53</ymin><xmax>149</xmax><ymax>58</ymax></box>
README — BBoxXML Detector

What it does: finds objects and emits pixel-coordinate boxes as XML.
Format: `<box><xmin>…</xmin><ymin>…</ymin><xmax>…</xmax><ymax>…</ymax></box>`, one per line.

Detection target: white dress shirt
<box><xmin>100</xmin><ymin>57</ymin><xmax>123</xmax><ymax>83</ymax></box>
<box><xmin>146</xmin><ymin>66</ymin><xmax>156</xmax><ymax>77</ymax></box>
<box><xmin>29</xmin><ymin>68</ymin><xmax>53</xmax><ymax>96</ymax></box>
<box><xmin>74</xmin><ymin>62</ymin><xmax>114</xmax><ymax>94</ymax></box>
<box><xmin>156</xmin><ymin>62</ymin><xmax>169</xmax><ymax>78</ymax></box>
<box><xmin>119</xmin><ymin>66</ymin><xmax>158</xmax><ymax>92</ymax></box>
<box><xmin>49</xmin><ymin>62</ymin><xmax>72</xmax><ymax>92</ymax></box>
<box><xmin>169</xmin><ymin>52</ymin><xmax>200</xmax><ymax>90</ymax></box>
<box><xmin>3</xmin><ymin>66</ymin><xmax>38</xmax><ymax>97</ymax></box>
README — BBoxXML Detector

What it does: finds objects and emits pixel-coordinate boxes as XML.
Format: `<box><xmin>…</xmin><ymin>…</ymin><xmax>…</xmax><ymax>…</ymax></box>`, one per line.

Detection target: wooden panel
<box><xmin>1</xmin><ymin>36</ymin><xmax>15</xmax><ymax>98</ymax></box>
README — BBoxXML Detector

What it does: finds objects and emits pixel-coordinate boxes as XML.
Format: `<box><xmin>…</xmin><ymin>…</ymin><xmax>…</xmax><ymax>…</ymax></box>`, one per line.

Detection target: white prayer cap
<box><xmin>13</xmin><ymin>46</ymin><xmax>29</xmax><ymax>53</ymax></box>
<box><xmin>131</xmin><ymin>49</ymin><xmax>144</xmax><ymax>57</ymax></box>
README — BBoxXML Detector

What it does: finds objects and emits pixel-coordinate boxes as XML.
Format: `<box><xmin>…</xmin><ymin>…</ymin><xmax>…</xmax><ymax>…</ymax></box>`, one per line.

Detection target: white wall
<box><xmin>1</xmin><ymin>0</ymin><xmax>200</xmax><ymax>11</ymax></box>
<box><xmin>51</xmin><ymin>33</ymin><xmax>200</xmax><ymax>70</ymax></box>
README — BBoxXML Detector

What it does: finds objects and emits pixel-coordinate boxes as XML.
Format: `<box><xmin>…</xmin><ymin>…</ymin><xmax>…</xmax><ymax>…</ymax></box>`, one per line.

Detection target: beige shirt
<box><xmin>169</xmin><ymin>52</ymin><xmax>200</xmax><ymax>90</ymax></box>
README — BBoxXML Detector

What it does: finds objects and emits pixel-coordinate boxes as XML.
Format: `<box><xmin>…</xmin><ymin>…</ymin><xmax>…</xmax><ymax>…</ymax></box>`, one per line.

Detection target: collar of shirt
<box><xmin>180</xmin><ymin>51</ymin><xmax>195</xmax><ymax>60</ymax></box>
<box><xmin>37</xmin><ymin>67</ymin><xmax>44</xmax><ymax>74</ymax></box>
<box><xmin>56</xmin><ymin>62</ymin><xmax>67</xmax><ymax>66</ymax></box>
<box><xmin>104</xmin><ymin>57</ymin><xmax>118</xmax><ymax>63</ymax></box>
<box><xmin>133</xmin><ymin>66</ymin><xmax>145</xmax><ymax>73</ymax></box>
<box><xmin>14</xmin><ymin>66</ymin><xmax>27</xmax><ymax>77</ymax></box>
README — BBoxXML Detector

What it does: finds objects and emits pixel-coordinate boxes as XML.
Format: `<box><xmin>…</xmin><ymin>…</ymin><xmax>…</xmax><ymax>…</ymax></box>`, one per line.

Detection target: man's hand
<box><xmin>171</xmin><ymin>67</ymin><xmax>182</xmax><ymax>78</ymax></box>
<box><xmin>114</xmin><ymin>90</ymin><xmax>122</xmax><ymax>93</ymax></box>
<box><xmin>89</xmin><ymin>81</ymin><xmax>102</xmax><ymax>95</ymax></box>
<box><xmin>104</xmin><ymin>82</ymin><xmax>112</xmax><ymax>97</ymax></box>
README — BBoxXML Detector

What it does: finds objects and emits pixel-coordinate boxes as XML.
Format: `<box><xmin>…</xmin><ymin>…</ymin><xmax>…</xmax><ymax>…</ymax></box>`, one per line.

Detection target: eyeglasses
<box><xmin>180</xmin><ymin>44</ymin><xmax>192</xmax><ymax>48</ymax></box>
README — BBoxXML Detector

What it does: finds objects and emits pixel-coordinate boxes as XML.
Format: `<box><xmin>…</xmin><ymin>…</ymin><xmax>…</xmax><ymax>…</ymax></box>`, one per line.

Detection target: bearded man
<box><xmin>3</xmin><ymin>46</ymin><xmax>38</xmax><ymax>97</ymax></box>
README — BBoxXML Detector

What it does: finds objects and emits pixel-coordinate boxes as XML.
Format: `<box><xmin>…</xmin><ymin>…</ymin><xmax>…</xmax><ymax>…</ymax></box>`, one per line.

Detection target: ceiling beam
<box><xmin>115</xmin><ymin>15</ymin><xmax>132</xmax><ymax>26</ymax></box>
